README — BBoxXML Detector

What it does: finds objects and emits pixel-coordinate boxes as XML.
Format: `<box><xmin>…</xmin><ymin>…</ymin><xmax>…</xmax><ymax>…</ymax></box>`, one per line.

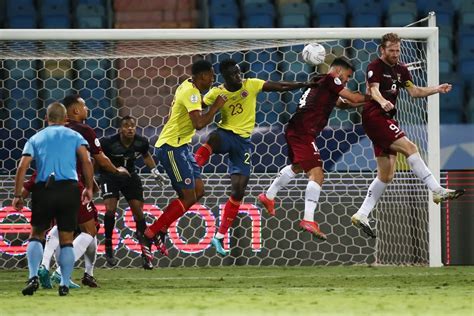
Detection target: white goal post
<box><xmin>0</xmin><ymin>25</ymin><xmax>442</xmax><ymax>267</ymax></box>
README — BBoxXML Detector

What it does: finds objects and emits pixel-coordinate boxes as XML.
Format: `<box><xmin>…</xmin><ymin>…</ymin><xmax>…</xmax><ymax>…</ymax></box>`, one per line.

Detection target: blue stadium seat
<box><xmin>278</xmin><ymin>1</ymin><xmax>310</xmax><ymax>27</ymax></box>
<box><xmin>439</xmin><ymin>48</ymin><xmax>454</xmax><ymax>75</ymax></box>
<box><xmin>75</xmin><ymin>3</ymin><xmax>106</xmax><ymax>16</ymax></box>
<box><xmin>241</xmin><ymin>0</ymin><xmax>271</xmax><ymax>4</ymax></box>
<box><xmin>346</xmin><ymin>0</ymin><xmax>382</xmax><ymax>11</ymax></box>
<box><xmin>242</xmin><ymin>2</ymin><xmax>275</xmax><ymax>28</ymax></box>
<box><xmin>7</xmin><ymin>16</ymin><xmax>37</xmax><ymax>28</ymax></box>
<box><xmin>6</xmin><ymin>0</ymin><xmax>35</xmax><ymax>16</ymax></box>
<box><xmin>386</xmin><ymin>1</ymin><xmax>418</xmax><ymax>27</ymax></box>
<box><xmin>419</xmin><ymin>0</ymin><xmax>454</xmax><ymax>28</ymax></box>
<box><xmin>278</xmin><ymin>14</ymin><xmax>309</xmax><ymax>27</ymax></box>
<box><xmin>460</xmin><ymin>0</ymin><xmax>474</xmax><ymax>25</ymax></box>
<box><xmin>312</xmin><ymin>2</ymin><xmax>347</xmax><ymax>27</ymax></box>
<box><xmin>243</xmin><ymin>15</ymin><xmax>274</xmax><ymax>27</ymax></box>
<box><xmin>467</xmin><ymin>98</ymin><xmax>474</xmax><ymax>123</ymax></box>
<box><xmin>40</xmin><ymin>0</ymin><xmax>70</xmax><ymax>16</ymax></box>
<box><xmin>440</xmin><ymin>84</ymin><xmax>464</xmax><ymax>112</ymax></box>
<box><xmin>210</xmin><ymin>15</ymin><xmax>239</xmax><ymax>28</ymax></box>
<box><xmin>209</xmin><ymin>0</ymin><xmax>239</xmax><ymax>27</ymax></box>
<box><xmin>440</xmin><ymin>110</ymin><xmax>463</xmax><ymax>124</ymax></box>
<box><xmin>41</xmin><ymin>16</ymin><xmax>71</xmax><ymax>28</ymax></box>
<box><xmin>76</xmin><ymin>16</ymin><xmax>105</xmax><ymax>28</ymax></box>
<box><xmin>350</xmin><ymin>1</ymin><xmax>382</xmax><ymax>27</ymax></box>
<box><xmin>458</xmin><ymin>24</ymin><xmax>474</xmax><ymax>53</ymax></box>
<box><xmin>76</xmin><ymin>0</ymin><xmax>105</xmax><ymax>5</ymax></box>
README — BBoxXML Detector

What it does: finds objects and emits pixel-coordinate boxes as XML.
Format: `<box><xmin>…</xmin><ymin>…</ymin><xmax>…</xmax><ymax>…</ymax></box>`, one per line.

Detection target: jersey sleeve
<box><xmin>248</xmin><ymin>78</ymin><xmax>265</xmax><ymax>94</ymax></box>
<box><xmin>100</xmin><ymin>137</ymin><xmax>111</xmax><ymax>156</ymax></box>
<box><xmin>180</xmin><ymin>87</ymin><xmax>202</xmax><ymax>112</ymax></box>
<box><xmin>326</xmin><ymin>75</ymin><xmax>345</xmax><ymax>94</ymax></box>
<box><xmin>82</xmin><ymin>126</ymin><xmax>102</xmax><ymax>155</ymax></box>
<box><xmin>367</xmin><ymin>61</ymin><xmax>383</xmax><ymax>85</ymax></box>
<box><xmin>139</xmin><ymin>136</ymin><xmax>150</xmax><ymax>155</ymax></box>
<box><xmin>22</xmin><ymin>138</ymin><xmax>35</xmax><ymax>157</ymax></box>
<box><xmin>401</xmin><ymin>64</ymin><xmax>414</xmax><ymax>88</ymax></box>
<box><xmin>203</xmin><ymin>87</ymin><xmax>219</xmax><ymax>106</ymax></box>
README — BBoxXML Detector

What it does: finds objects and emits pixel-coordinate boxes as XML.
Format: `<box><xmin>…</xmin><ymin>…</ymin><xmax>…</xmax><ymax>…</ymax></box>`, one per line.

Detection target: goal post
<box><xmin>0</xmin><ymin>26</ymin><xmax>442</xmax><ymax>268</ymax></box>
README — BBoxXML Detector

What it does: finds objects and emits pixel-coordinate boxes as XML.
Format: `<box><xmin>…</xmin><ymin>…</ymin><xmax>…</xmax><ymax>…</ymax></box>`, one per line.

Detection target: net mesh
<box><xmin>0</xmin><ymin>35</ymin><xmax>431</xmax><ymax>269</ymax></box>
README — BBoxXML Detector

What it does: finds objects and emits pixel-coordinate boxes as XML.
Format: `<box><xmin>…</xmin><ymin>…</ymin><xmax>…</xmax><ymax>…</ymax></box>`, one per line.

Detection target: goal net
<box><xmin>0</xmin><ymin>27</ymin><xmax>441</xmax><ymax>269</ymax></box>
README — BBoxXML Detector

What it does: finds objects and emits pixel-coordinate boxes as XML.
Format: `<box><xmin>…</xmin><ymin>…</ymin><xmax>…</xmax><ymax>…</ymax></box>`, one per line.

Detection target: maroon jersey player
<box><xmin>259</xmin><ymin>57</ymin><xmax>370</xmax><ymax>240</ymax></box>
<box><xmin>351</xmin><ymin>33</ymin><xmax>464</xmax><ymax>238</ymax></box>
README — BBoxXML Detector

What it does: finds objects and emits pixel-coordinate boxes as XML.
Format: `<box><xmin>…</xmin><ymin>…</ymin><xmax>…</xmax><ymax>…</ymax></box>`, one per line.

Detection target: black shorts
<box><xmin>99</xmin><ymin>172</ymin><xmax>144</xmax><ymax>202</ymax></box>
<box><xmin>31</xmin><ymin>180</ymin><xmax>80</xmax><ymax>232</ymax></box>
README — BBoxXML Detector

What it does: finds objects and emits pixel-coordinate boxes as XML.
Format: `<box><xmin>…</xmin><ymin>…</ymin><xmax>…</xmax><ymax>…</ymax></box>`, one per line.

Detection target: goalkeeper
<box><xmin>99</xmin><ymin>116</ymin><xmax>166</xmax><ymax>269</ymax></box>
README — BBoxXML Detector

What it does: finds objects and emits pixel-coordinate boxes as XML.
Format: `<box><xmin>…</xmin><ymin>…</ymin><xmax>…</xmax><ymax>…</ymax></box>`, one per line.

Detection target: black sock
<box><xmin>104</xmin><ymin>212</ymin><xmax>115</xmax><ymax>246</ymax></box>
<box><xmin>135</xmin><ymin>219</ymin><xmax>147</xmax><ymax>235</ymax></box>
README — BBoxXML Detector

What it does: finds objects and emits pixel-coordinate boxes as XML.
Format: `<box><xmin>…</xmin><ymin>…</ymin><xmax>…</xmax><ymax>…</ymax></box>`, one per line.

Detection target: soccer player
<box><xmin>256</xmin><ymin>57</ymin><xmax>369</xmax><ymax>241</ymax></box>
<box><xmin>144</xmin><ymin>59</ymin><xmax>226</xmax><ymax>247</ymax></box>
<box><xmin>13</xmin><ymin>102</ymin><xmax>94</xmax><ymax>296</ymax></box>
<box><xmin>194</xmin><ymin>58</ymin><xmax>324</xmax><ymax>256</ymax></box>
<box><xmin>21</xmin><ymin>172</ymin><xmax>95</xmax><ymax>289</ymax></box>
<box><xmin>39</xmin><ymin>94</ymin><xmax>130</xmax><ymax>282</ymax></box>
<box><xmin>99</xmin><ymin>115</ymin><xmax>166</xmax><ymax>269</ymax></box>
<box><xmin>351</xmin><ymin>33</ymin><xmax>464</xmax><ymax>238</ymax></box>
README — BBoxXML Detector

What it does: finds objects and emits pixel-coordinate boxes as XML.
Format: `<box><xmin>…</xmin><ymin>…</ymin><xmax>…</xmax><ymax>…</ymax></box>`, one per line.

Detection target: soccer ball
<box><xmin>301</xmin><ymin>43</ymin><xmax>326</xmax><ymax>66</ymax></box>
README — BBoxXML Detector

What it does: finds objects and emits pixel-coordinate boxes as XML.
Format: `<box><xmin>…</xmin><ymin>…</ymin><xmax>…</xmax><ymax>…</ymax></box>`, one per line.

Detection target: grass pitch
<box><xmin>0</xmin><ymin>266</ymin><xmax>472</xmax><ymax>316</ymax></box>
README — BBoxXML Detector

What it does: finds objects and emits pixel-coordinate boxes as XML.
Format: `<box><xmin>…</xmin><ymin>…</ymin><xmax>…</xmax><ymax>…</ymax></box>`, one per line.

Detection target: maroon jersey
<box><xmin>287</xmin><ymin>73</ymin><xmax>344</xmax><ymax>136</ymax></box>
<box><xmin>66</xmin><ymin>120</ymin><xmax>102</xmax><ymax>182</ymax></box>
<box><xmin>364</xmin><ymin>58</ymin><xmax>412</xmax><ymax>117</ymax></box>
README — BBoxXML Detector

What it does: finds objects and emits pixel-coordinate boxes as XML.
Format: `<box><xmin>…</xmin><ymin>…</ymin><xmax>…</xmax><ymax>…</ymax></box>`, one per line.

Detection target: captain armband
<box><xmin>403</xmin><ymin>80</ymin><xmax>414</xmax><ymax>88</ymax></box>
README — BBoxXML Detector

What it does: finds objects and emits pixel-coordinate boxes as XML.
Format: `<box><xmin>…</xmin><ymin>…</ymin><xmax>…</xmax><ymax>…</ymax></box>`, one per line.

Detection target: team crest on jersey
<box><xmin>184</xmin><ymin>178</ymin><xmax>192</xmax><ymax>185</ymax></box>
<box><xmin>368</xmin><ymin>70</ymin><xmax>373</xmax><ymax>78</ymax></box>
<box><xmin>94</xmin><ymin>138</ymin><xmax>100</xmax><ymax>147</ymax></box>
<box><xmin>190</xmin><ymin>94</ymin><xmax>199</xmax><ymax>103</ymax></box>
<box><xmin>397</xmin><ymin>73</ymin><xmax>401</xmax><ymax>82</ymax></box>
<box><xmin>241</xmin><ymin>90</ymin><xmax>248</xmax><ymax>98</ymax></box>
<box><xmin>334</xmin><ymin>77</ymin><xmax>342</xmax><ymax>85</ymax></box>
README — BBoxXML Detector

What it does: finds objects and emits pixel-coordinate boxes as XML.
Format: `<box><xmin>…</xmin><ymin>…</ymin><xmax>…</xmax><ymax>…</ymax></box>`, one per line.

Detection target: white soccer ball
<box><xmin>301</xmin><ymin>43</ymin><xmax>326</xmax><ymax>66</ymax></box>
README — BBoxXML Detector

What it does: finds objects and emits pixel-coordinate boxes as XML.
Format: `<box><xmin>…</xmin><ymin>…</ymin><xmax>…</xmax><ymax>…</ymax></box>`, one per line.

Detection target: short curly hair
<box><xmin>381</xmin><ymin>33</ymin><xmax>401</xmax><ymax>48</ymax></box>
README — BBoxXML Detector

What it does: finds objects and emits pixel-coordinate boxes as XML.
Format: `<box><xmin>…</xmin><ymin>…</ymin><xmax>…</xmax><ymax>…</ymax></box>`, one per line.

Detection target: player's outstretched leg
<box><xmin>351</xmin><ymin>213</ymin><xmax>376</xmax><ymax>238</ymax></box>
<box><xmin>299</xmin><ymin>220</ymin><xmax>327</xmax><ymax>241</ymax></box>
<box><xmin>258</xmin><ymin>193</ymin><xmax>275</xmax><ymax>216</ymax></box>
<box><xmin>433</xmin><ymin>188</ymin><xmax>465</xmax><ymax>204</ymax></box>
<box><xmin>405</xmin><ymin>152</ymin><xmax>465</xmax><ymax>204</ymax></box>
<box><xmin>259</xmin><ymin>165</ymin><xmax>297</xmax><ymax>216</ymax></box>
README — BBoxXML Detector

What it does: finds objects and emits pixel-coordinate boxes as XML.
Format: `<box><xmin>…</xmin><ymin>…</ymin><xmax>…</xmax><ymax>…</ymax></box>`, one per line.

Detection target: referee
<box><xmin>13</xmin><ymin>102</ymin><xmax>94</xmax><ymax>297</ymax></box>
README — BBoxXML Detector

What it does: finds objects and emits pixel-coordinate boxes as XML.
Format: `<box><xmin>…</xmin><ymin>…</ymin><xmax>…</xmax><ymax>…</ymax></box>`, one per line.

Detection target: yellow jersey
<box><xmin>203</xmin><ymin>78</ymin><xmax>265</xmax><ymax>138</ymax></box>
<box><xmin>155</xmin><ymin>79</ymin><xmax>202</xmax><ymax>148</ymax></box>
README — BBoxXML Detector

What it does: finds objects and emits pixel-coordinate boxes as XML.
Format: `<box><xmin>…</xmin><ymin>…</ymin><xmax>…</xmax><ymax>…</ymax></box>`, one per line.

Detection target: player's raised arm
<box><xmin>190</xmin><ymin>94</ymin><xmax>227</xmax><ymax>130</ymax></box>
<box><xmin>336</xmin><ymin>89</ymin><xmax>371</xmax><ymax>108</ymax></box>
<box><xmin>261</xmin><ymin>80</ymin><xmax>317</xmax><ymax>92</ymax></box>
<box><xmin>405</xmin><ymin>81</ymin><xmax>452</xmax><ymax>98</ymax></box>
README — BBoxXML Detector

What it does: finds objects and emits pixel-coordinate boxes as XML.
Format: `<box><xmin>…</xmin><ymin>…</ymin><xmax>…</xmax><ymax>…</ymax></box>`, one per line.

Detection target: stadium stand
<box><xmin>1</xmin><ymin>0</ymin><xmax>471</xmax><ymax>123</ymax></box>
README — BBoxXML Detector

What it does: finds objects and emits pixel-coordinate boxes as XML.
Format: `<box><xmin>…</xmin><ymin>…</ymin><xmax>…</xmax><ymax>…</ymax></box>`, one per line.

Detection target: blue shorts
<box><xmin>213</xmin><ymin>128</ymin><xmax>251</xmax><ymax>176</ymax></box>
<box><xmin>156</xmin><ymin>144</ymin><xmax>201</xmax><ymax>192</ymax></box>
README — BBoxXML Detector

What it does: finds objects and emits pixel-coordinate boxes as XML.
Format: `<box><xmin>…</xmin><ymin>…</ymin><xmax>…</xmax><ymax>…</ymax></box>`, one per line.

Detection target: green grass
<box><xmin>0</xmin><ymin>266</ymin><xmax>473</xmax><ymax>316</ymax></box>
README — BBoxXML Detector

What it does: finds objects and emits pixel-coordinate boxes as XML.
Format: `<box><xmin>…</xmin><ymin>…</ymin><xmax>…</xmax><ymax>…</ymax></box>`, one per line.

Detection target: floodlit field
<box><xmin>0</xmin><ymin>266</ymin><xmax>472</xmax><ymax>315</ymax></box>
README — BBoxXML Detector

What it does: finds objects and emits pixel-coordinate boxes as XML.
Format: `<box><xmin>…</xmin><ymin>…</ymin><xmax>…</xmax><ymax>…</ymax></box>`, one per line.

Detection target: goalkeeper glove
<box><xmin>151</xmin><ymin>167</ymin><xmax>166</xmax><ymax>187</ymax></box>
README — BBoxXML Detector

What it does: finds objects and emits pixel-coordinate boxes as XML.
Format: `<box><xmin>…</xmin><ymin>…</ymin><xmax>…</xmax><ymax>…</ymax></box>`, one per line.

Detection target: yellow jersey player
<box><xmin>144</xmin><ymin>60</ymin><xmax>226</xmax><ymax>250</ymax></box>
<box><xmin>194</xmin><ymin>59</ymin><xmax>318</xmax><ymax>256</ymax></box>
